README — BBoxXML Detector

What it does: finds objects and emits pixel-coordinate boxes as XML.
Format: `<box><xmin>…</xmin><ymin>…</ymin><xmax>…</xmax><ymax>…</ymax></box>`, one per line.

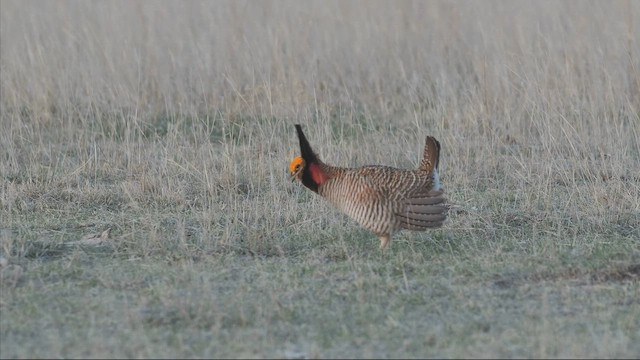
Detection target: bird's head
<box><xmin>289</xmin><ymin>156</ymin><xmax>306</xmax><ymax>182</ymax></box>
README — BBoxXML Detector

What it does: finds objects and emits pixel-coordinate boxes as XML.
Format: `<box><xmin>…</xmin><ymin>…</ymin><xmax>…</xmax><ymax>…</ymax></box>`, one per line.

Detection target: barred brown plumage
<box><xmin>289</xmin><ymin>124</ymin><xmax>448</xmax><ymax>250</ymax></box>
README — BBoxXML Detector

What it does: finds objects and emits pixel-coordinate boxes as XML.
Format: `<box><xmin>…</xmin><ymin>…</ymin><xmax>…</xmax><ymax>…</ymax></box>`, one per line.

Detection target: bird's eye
<box><xmin>295</xmin><ymin>164</ymin><xmax>301</xmax><ymax>171</ymax></box>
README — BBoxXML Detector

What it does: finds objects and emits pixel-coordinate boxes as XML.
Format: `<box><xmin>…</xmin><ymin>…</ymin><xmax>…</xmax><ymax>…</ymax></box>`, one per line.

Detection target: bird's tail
<box><xmin>419</xmin><ymin>136</ymin><xmax>440</xmax><ymax>173</ymax></box>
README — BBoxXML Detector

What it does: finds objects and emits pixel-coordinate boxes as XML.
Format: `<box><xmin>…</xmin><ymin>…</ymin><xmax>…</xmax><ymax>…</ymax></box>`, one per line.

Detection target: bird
<box><xmin>289</xmin><ymin>124</ymin><xmax>448</xmax><ymax>250</ymax></box>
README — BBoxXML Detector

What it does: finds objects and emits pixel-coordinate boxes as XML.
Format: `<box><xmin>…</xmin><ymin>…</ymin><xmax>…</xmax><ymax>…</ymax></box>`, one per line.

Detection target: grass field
<box><xmin>1</xmin><ymin>0</ymin><xmax>639</xmax><ymax>358</ymax></box>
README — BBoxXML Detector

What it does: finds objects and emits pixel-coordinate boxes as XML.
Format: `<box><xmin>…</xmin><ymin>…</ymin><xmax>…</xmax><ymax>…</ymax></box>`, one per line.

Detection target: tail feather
<box><xmin>419</xmin><ymin>136</ymin><xmax>440</xmax><ymax>172</ymax></box>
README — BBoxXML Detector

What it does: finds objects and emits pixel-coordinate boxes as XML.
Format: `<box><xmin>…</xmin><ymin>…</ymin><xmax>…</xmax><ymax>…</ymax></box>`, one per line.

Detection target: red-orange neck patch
<box><xmin>308</xmin><ymin>163</ymin><xmax>329</xmax><ymax>185</ymax></box>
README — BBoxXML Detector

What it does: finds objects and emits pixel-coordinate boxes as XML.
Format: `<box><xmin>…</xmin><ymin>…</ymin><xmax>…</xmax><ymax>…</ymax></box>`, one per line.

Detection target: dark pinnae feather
<box><xmin>294</xmin><ymin>124</ymin><xmax>321</xmax><ymax>192</ymax></box>
<box><xmin>295</xmin><ymin>124</ymin><xmax>320</xmax><ymax>165</ymax></box>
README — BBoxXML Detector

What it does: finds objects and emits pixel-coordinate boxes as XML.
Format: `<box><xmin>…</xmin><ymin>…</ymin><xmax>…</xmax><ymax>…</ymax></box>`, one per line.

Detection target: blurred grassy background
<box><xmin>1</xmin><ymin>0</ymin><xmax>639</xmax><ymax>358</ymax></box>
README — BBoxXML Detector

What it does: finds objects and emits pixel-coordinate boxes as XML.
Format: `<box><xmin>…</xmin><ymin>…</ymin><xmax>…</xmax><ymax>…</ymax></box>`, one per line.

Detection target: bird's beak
<box><xmin>290</xmin><ymin>168</ymin><xmax>303</xmax><ymax>182</ymax></box>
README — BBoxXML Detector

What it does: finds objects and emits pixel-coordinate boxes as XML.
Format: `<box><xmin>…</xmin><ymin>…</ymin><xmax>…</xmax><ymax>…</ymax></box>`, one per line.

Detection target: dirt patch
<box><xmin>492</xmin><ymin>264</ymin><xmax>640</xmax><ymax>289</ymax></box>
<box><xmin>590</xmin><ymin>264</ymin><xmax>640</xmax><ymax>283</ymax></box>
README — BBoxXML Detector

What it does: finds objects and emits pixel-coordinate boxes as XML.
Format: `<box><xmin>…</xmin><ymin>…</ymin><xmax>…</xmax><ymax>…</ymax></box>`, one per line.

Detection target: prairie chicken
<box><xmin>289</xmin><ymin>124</ymin><xmax>448</xmax><ymax>250</ymax></box>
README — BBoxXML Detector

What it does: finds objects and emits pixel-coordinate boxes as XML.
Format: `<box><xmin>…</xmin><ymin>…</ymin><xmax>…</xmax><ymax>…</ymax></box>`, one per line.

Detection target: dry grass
<box><xmin>1</xmin><ymin>0</ymin><xmax>639</xmax><ymax>358</ymax></box>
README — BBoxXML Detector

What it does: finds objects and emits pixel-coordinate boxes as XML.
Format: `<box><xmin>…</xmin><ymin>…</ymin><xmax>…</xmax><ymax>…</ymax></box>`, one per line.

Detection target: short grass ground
<box><xmin>1</xmin><ymin>1</ymin><xmax>639</xmax><ymax>358</ymax></box>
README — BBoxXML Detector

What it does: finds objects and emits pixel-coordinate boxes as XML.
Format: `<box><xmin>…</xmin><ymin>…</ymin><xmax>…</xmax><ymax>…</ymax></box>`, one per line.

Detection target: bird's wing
<box><xmin>357</xmin><ymin>168</ymin><xmax>448</xmax><ymax>231</ymax></box>
<box><xmin>396</xmin><ymin>189</ymin><xmax>448</xmax><ymax>230</ymax></box>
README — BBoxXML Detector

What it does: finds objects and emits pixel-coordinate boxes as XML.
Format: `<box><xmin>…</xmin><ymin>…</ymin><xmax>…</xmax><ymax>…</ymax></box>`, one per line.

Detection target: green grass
<box><xmin>1</xmin><ymin>0</ymin><xmax>640</xmax><ymax>358</ymax></box>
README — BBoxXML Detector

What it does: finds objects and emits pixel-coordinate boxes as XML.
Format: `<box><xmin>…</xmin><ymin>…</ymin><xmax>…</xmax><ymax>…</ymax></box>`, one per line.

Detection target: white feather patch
<box><xmin>432</xmin><ymin>169</ymin><xmax>441</xmax><ymax>191</ymax></box>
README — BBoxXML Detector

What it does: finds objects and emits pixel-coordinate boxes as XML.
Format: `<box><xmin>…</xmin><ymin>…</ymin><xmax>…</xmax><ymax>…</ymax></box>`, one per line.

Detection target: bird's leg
<box><xmin>379</xmin><ymin>235</ymin><xmax>390</xmax><ymax>250</ymax></box>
